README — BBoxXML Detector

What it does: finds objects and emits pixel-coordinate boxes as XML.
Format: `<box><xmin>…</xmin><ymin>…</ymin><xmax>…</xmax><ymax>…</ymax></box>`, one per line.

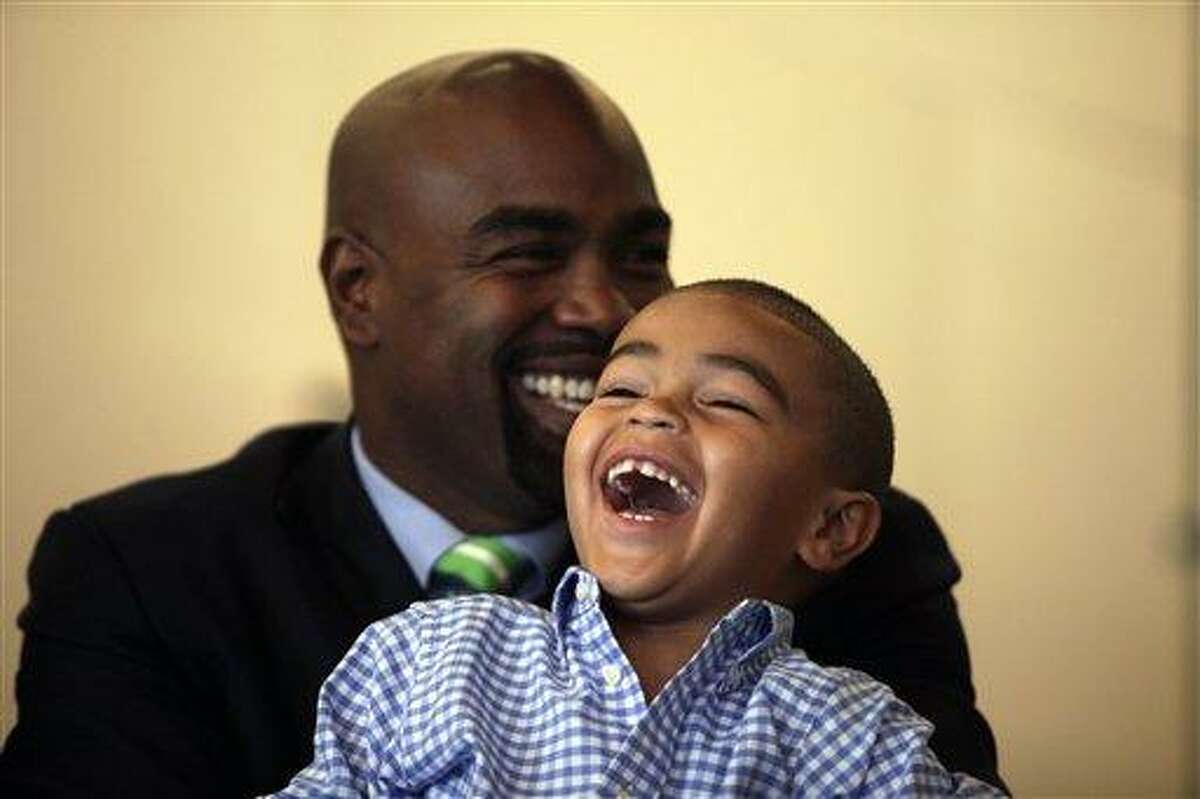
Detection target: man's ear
<box><xmin>797</xmin><ymin>490</ymin><xmax>882</xmax><ymax>573</ymax></box>
<box><xmin>320</xmin><ymin>231</ymin><xmax>383</xmax><ymax>349</ymax></box>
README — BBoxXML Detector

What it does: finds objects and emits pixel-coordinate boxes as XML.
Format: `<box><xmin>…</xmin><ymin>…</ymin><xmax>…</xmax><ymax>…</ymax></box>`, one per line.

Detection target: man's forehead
<box><xmin>419</xmin><ymin>88</ymin><xmax>644</xmax><ymax>173</ymax></box>
<box><xmin>385</xmin><ymin>101</ymin><xmax>660</xmax><ymax>228</ymax></box>
<box><xmin>329</xmin><ymin>51</ymin><xmax>660</xmax><ymax>242</ymax></box>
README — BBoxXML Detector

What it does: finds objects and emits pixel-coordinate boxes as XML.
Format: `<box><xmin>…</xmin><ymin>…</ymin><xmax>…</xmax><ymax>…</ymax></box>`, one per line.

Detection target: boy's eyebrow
<box><xmin>700</xmin><ymin>353</ymin><xmax>791</xmax><ymax>412</ymax></box>
<box><xmin>605</xmin><ymin>341</ymin><xmax>790</xmax><ymax>412</ymax></box>
<box><xmin>606</xmin><ymin>339</ymin><xmax>659</xmax><ymax>364</ymax></box>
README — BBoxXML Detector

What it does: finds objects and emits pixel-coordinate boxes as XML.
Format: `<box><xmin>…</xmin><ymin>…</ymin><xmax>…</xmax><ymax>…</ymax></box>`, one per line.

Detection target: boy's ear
<box><xmin>797</xmin><ymin>490</ymin><xmax>882</xmax><ymax>573</ymax></box>
<box><xmin>320</xmin><ymin>230</ymin><xmax>384</xmax><ymax>349</ymax></box>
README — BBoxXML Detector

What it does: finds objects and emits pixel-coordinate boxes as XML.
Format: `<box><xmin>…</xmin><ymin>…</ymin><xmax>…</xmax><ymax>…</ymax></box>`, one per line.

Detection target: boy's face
<box><xmin>564</xmin><ymin>290</ymin><xmax>838</xmax><ymax>624</ymax></box>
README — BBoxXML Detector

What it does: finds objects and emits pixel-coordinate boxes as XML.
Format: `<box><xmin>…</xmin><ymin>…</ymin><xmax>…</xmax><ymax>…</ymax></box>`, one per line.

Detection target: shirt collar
<box><xmin>551</xmin><ymin>566</ymin><xmax>795</xmax><ymax>683</ymax></box>
<box><xmin>350</xmin><ymin>426</ymin><xmax>569</xmax><ymax>597</ymax></box>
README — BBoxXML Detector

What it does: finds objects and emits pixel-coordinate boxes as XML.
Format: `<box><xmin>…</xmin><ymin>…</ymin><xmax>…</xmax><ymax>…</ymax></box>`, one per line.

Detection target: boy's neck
<box><xmin>604</xmin><ymin>604</ymin><xmax>725</xmax><ymax>703</ymax></box>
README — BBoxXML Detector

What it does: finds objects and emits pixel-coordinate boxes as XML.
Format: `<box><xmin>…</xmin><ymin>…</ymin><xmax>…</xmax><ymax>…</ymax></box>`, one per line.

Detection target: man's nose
<box><xmin>551</xmin><ymin>254</ymin><xmax>634</xmax><ymax>335</ymax></box>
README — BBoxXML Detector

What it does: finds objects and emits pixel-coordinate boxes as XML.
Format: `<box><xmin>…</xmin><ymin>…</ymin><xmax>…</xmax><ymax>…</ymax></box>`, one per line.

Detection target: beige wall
<box><xmin>3</xmin><ymin>5</ymin><xmax>1195</xmax><ymax>796</ymax></box>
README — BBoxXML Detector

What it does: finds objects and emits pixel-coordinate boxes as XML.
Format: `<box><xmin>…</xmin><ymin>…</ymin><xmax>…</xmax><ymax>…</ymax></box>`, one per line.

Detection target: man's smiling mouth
<box><xmin>519</xmin><ymin>372</ymin><xmax>596</xmax><ymax>413</ymax></box>
<box><xmin>506</xmin><ymin>362</ymin><xmax>602</xmax><ymax>439</ymax></box>
<box><xmin>503</xmin><ymin>334</ymin><xmax>609</xmax><ymax>438</ymax></box>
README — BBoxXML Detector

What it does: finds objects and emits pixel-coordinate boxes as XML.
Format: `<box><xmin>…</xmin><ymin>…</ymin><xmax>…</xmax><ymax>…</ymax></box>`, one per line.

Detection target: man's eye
<box><xmin>493</xmin><ymin>243</ymin><xmax>567</xmax><ymax>266</ymax></box>
<box><xmin>617</xmin><ymin>243</ymin><xmax>669</xmax><ymax>274</ymax></box>
<box><xmin>630</xmin><ymin>243</ymin><xmax>668</xmax><ymax>263</ymax></box>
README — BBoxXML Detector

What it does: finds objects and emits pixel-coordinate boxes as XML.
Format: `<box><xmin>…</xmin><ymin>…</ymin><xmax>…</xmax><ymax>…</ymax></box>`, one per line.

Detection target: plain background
<box><xmin>2</xmin><ymin>4</ymin><xmax>1196</xmax><ymax>796</ymax></box>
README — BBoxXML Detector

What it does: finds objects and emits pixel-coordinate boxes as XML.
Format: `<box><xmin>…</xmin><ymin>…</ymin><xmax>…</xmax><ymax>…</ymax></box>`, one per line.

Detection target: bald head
<box><xmin>326</xmin><ymin>50</ymin><xmax>652</xmax><ymax>242</ymax></box>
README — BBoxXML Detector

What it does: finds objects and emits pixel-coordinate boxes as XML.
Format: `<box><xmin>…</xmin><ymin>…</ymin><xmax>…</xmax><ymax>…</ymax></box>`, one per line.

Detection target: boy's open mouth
<box><xmin>601</xmin><ymin>456</ymin><xmax>699</xmax><ymax>522</ymax></box>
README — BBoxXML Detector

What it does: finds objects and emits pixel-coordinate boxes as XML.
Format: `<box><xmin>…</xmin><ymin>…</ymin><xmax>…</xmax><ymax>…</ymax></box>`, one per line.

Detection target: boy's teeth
<box><xmin>605</xmin><ymin>457</ymin><xmax>696</xmax><ymax>502</ymax></box>
<box><xmin>519</xmin><ymin>372</ymin><xmax>596</xmax><ymax>405</ymax></box>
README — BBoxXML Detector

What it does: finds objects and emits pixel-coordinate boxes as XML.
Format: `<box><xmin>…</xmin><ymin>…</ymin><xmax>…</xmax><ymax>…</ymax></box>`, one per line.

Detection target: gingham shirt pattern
<box><xmin>274</xmin><ymin>569</ymin><xmax>1004</xmax><ymax>798</ymax></box>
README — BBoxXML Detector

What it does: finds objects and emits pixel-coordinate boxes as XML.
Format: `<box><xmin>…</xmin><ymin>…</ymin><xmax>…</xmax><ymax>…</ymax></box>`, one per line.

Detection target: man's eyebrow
<box><xmin>605</xmin><ymin>339</ymin><xmax>659</xmax><ymax>365</ymax></box>
<box><xmin>468</xmin><ymin>205</ymin><xmax>580</xmax><ymax>238</ymax></box>
<box><xmin>610</xmin><ymin>206</ymin><xmax>672</xmax><ymax>239</ymax></box>
<box><xmin>700</xmin><ymin>353</ymin><xmax>790</xmax><ymax>411</ymax></box>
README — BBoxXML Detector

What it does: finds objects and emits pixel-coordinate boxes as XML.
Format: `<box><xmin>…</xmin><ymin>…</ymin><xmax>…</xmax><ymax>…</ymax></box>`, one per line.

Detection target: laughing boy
<box><xmin>271</xmin><ymin>279</ymin><xmax>1004</xmax><ymax>798</ymax></box>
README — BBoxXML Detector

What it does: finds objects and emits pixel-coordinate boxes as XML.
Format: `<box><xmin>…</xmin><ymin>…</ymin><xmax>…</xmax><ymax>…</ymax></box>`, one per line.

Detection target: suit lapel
<box><xmin>278</xmin><ymin>424</ymin><xmax>423</xmax><ymax>623</ymax></box>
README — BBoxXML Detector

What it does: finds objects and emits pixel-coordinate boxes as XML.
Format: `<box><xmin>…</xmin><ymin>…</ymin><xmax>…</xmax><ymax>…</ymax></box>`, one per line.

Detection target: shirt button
<box><xmin>575</xmin><ymin>580</ymin><xmax>594</xmax><ymax>602</ymax></box>
<box><xmin>601</xmin><ymin>664</ymin><xmax>622</xmax><ymax>687</ymax></box>
<box><xmin>616</xmin><ymin>790</ymin><xmax>630</xmax><ymax>799</ymax></box>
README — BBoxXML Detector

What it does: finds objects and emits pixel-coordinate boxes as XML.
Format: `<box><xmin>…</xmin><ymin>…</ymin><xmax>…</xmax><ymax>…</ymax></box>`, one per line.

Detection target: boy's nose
<box><xmin>628</xmin><ymin>400</ymin><xmax>684</xmax><ymax>432</ymax></box>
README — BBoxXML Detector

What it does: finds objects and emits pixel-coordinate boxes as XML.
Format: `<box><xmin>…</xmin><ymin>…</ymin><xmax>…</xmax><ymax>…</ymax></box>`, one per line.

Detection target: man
<box><xmin>1</xmin><ymin>52</ymin><xmax>1001</xmax><ymax>797</ymax></box>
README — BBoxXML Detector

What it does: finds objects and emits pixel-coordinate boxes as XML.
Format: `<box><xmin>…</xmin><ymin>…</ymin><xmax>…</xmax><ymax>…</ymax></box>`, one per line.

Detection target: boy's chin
<box><xmin>585</xmin><ymin>566</ymin><xmax>665</xmax><ymax>608</ymax></box>
<box><xmin>587</xmin><ymin>567</ymin><xmax>700</xmax><ymax>619</ymax></box>
<box><xmin>599</xmin><ymin>587</ymin><xmax>738</xmax><ymax>630</ymax></box>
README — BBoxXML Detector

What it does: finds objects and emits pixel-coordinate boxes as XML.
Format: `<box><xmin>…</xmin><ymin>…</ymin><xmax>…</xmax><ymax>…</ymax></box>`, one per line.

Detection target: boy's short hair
<box><xmin>679</xmin><ymin>279</ymin><xmax>894</xmax><ymax>495</ymax></box>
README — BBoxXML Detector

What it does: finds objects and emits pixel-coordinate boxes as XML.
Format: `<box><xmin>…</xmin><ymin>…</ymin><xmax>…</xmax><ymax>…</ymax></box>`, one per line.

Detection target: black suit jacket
<box><xmin>1</xmin><ymin>423</ymin><xmax>1002</xmax><ymax>796</ymax></box>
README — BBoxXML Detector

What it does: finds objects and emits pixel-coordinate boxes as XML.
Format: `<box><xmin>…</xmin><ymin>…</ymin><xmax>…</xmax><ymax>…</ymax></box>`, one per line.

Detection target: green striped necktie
<box><xmin>427</xmin><ymin>536</ymin><xmax>536</xmax><ymax>598</ymax></box>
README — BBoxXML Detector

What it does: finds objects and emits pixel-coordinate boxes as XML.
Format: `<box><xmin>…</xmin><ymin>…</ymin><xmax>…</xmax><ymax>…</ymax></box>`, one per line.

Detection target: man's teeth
<box><xmin>520</xmin><ymin>373</ymin><xmax>595</xmax><ymax>411</ymax></box>
<box><xmin>605</xmin><ymin>457</ymin><xmax>697</xmax><ymax>503</ymax></box>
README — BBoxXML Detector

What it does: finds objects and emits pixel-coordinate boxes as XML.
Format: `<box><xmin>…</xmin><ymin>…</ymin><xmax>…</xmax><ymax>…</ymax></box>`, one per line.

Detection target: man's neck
<box><xmin>356</xmin><ymin>422</ymin><xmax>556</xmax><ymax>533</ymax></box>
<box><xmin>605</xmin><ymin>605</ymin><xmax>723</xmax><ymax>703</ymax></box>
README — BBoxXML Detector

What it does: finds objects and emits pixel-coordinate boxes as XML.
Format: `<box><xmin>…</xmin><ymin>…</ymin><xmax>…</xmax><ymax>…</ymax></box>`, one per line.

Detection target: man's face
<box><xmin>358</xmin><ymin>86</ymin><xmax>672</xmax><ymax>530</ymax></box>
<box><xmin>564</xmin><ymin>291</ymin><xmax>837</xmax><ymax>625</ymax></box>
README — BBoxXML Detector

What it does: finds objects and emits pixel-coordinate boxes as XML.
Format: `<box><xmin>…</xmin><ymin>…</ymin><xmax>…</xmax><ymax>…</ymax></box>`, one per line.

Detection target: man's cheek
<box><xmin>624</xmin><ymin>277</ymin><xmax>673</xmax><ymax>313</ymax></box>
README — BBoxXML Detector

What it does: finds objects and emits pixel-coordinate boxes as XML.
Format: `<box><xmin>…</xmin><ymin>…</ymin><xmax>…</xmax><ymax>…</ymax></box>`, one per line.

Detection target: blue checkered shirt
<box><xmin>273</xmin><ymin>568</ymin><xmax>1004</xmax><ymax>797</ymax></box>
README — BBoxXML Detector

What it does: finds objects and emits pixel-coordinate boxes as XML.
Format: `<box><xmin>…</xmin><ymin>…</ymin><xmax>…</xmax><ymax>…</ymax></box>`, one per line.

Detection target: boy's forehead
<box><xmin>622</xmin><ymin>290</ymin><xmax>803</xmax><ymax>353</ymax></box>
<box><xmin>615</xmin><ymin>289</ymin><xmax>832</xmax><ymax>395</ymax></box>
<box><xmin>628</xmin><ymin>290</ymin><xmax>735</xmax><ymax>331</ymax></box>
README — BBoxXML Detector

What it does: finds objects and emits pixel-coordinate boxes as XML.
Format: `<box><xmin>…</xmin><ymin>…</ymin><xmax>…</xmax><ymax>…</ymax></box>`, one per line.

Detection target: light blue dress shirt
<box><xmin>273</xmin><ymin>568</ymin><xmax>1005</xmax><ymax>798</ymax></box>
<box><xmin>350</xmin><ymin>427</ymin><xmax>568</xmax><ymax>600</ymax></box>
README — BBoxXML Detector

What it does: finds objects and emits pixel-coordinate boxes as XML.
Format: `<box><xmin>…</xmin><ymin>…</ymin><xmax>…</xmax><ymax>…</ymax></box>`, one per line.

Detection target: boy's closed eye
<box><xmin>698</xmin><ymin>394</ymin><xmax>761</xmax><ymax>419</ymax></box>
<box><xmin>596</xmin><ymin>384</ymin><xmax>643</xmax><ymax>400</ymax></box>
<box><xmin>594</xmin><ymin>379</ymin><xmax>763</xmax><ymax>422</ymax></box>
